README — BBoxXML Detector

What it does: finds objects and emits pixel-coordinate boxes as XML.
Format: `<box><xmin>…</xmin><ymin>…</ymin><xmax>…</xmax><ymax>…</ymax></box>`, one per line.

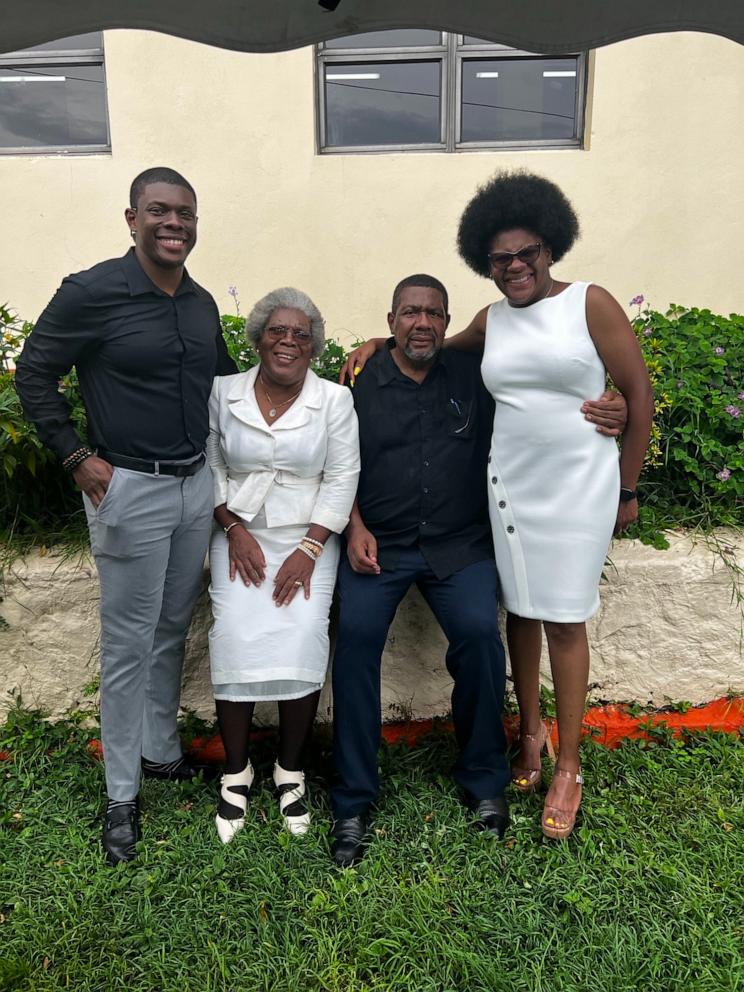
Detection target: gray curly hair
<box><xmin>245</xmin><ymin>287</ymin><xmax>325</xmax><ymax>359</ymax></box>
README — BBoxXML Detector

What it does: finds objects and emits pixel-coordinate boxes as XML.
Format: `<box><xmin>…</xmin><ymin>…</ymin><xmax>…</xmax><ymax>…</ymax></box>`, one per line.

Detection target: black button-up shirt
<box><xmin>15</xmin><ymin>248</ymin><xmax>236</xmax><ymax>461</ymax></box>
<box><xmin>351</xmin><ymin>342</ymin><xmax>495</xmax><ymax>579</ymax></box>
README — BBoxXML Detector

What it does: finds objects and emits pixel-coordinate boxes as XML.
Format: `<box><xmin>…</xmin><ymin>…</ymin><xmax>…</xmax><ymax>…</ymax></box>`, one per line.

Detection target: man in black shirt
<box><xmin>15</xmin><ymin>167</ymin><xmax>236</xmax><ymax>865</ymax></box>
<box><xmin>330</xmin><ymin>274</ymin><xmax>510</xmax><ymax>867</ymax></box>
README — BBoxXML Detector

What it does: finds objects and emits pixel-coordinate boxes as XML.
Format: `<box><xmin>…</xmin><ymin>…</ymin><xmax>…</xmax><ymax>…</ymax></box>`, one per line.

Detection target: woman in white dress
<box><xmin>453</xmin><ymin>171</ymin><xmax>653</xmax><ymax>838</ymax></box>
<box><xmin>207</xmin><ymin>287</ymin><xmax>359</xmax><ymax>843</ymax></box>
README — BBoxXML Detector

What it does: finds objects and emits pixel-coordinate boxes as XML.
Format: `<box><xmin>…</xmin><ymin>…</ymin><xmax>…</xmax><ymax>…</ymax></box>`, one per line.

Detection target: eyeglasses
<box><xmin>487</xmin><ymin>242</ymin><xmax>543</xmax><ymax>269</ymax></box>
<box><xmin>265</xmin><ymin>325</ymin><xmax>312</xmax><ymax>343</ymax></box>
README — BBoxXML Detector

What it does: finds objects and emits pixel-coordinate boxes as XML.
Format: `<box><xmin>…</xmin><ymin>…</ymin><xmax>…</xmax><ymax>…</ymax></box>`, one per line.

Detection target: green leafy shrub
<box><xmin>1</xmin><ymin>305</ymin><xmax>86</xmax><ymax>541</ymax></box>
<box><xmin>627</xmin><ymin>300</ymin><xmax>743</xmax><ymax>546</ymax></box>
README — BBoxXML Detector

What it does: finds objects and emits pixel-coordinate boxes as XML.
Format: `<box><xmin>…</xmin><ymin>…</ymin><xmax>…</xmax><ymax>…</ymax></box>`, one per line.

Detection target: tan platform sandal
<box><xmin>541</xmin><ymin>766</ymin><xmax>583</xmax><ymax>840</ymax></box>
<box><xmin>511</xmin><ymin>721</ymin><xmax>555</xmax><ymax>794</ymax></box>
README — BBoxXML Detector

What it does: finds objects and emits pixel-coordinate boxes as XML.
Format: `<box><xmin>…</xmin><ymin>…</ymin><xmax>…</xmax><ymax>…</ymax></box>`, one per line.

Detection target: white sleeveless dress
<box><xmin>480</xmin><ymin>281</ymin><xmax>620</xmax><ymax>621</ymax></box>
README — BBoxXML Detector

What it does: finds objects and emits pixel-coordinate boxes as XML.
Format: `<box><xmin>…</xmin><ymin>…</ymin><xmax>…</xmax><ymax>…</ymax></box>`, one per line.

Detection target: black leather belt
<box><xmin>97</xmin><ymin>449</ymin><xmax>206</xmax><ymax>477</ymax></box>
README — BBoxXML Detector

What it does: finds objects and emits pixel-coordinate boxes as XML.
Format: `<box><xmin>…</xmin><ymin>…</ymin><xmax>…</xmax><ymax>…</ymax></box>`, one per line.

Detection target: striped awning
<box><xmin>2</xmin><ymin>0</ymin><xmax>743</xmax><ymax>55</ymax></box>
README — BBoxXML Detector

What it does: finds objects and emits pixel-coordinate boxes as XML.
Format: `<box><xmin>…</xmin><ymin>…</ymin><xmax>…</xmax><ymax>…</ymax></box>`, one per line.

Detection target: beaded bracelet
<box><xmin>300</xmin><ymin>538</ymin><xmax>323</xmax><ymax>558</ymax></box>
<box><xmin>297</xmin><ymin>544</ymin><xmax>318</xmax><ymax>561</ymax></box>
<box><xmin>62</xmin><ymin>446</ymin><xmax>94</xmax><ymax>472</ymax></box>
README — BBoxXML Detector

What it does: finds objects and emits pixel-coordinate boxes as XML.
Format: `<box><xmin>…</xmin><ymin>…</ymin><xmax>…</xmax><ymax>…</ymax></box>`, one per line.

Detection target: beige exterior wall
<box><xmin>1</xmin><ymin>31</ymin><xmax>742</xmax><ymax>336</ymax></box>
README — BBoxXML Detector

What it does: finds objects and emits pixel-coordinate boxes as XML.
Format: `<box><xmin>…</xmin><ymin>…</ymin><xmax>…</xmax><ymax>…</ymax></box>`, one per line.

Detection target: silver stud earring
<box><xmin>130</xmin><ymin>230</ymin><xmax>136</xmax><ymax>241</ymax></box>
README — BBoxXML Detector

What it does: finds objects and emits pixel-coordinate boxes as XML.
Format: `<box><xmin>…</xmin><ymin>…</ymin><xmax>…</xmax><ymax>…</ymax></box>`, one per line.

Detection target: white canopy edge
<box><xmin>2</xmin><ymin>0</ymin><xmax>743</xmax><ymax>55</ymax></box>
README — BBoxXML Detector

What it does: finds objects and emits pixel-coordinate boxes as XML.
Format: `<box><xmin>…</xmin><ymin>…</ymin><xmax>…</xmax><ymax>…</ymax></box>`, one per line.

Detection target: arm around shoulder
<box><xmin>443</xmin><ymin>306</ymin><xmax>488</xmax><ymax>353</ymax></box>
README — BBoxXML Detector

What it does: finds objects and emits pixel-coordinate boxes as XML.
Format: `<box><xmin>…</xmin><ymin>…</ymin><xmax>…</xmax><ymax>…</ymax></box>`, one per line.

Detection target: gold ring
<box><xmin>294</xmin><ymin>580</ymin><xmax>303</xmax><ymax>587</ymax></box>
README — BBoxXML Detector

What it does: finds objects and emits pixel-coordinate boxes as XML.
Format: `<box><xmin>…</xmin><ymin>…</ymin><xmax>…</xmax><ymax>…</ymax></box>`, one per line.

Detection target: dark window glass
<box><xmin>325</xmin><ymin>30</ymin><xmax>441</xmax><ymax>49</ymax></box>
<box><xmin>8</xmin><ymin>33</ymin><xmax>103</xmax><ymax>55</ymax></box>
<box><xmin>324</xmin><ymin>61</ymin><xmax>441</xmax><ymax>146</ymax></box>
<box><xmin>460</xmin><ymin>57</ymin><xmax>578</xmax><ymax>142</ymax></box>
<box><xmin>0</xmin><ymin>62</ymin><xmax>108</xmax><ymax>149</ymax></box>
<box><xmin>463</xmin><ymin>36</ymin><xmax>505</xmax><ymax>46</ymax></box>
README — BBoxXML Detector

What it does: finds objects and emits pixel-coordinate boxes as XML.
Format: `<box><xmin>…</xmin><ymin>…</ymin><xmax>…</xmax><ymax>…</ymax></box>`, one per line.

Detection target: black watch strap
<box><xmin>619</xmin><ymin>488</ymin><xmax>638</xmax><ymax>502</ymax></box>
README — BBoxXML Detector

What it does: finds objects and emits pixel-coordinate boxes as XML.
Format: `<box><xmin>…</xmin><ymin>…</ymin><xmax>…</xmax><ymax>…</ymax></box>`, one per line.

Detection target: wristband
<box><xmin>224</xmin><ymin>521</ymin><xmax>241</xmax><ymax>536</ymax></box>
<box><xmin>62</xmin><ymin>446</ymin><xmax>94</xmax><ymax>472</ymax></box>
<box><xmin>619</xmin><ymin>488</ymin><xmax>638</xmax><ymax>503</ymax></box>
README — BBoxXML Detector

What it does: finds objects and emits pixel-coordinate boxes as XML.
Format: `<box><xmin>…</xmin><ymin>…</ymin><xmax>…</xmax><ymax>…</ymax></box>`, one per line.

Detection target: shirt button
<box><xmin>424</xmin><ymin>461</ymin><xmax>429</xmax><ymax>467</ymax></box>
<box><xmin>498</xmin><ymin>500</ymin><xmax>506</xmax><ymax>509</ymax></box>
<box><xmin>421</xmin><ymin>521</ymin><xmax>427</xmax><ymax>526</ymax></box>
<box><xmin>491</xmin><ymin>476</ymin><xmax>498</xmax><ymax>484</ymax></box>
<box><xmin>507</xmin><ymin>525</ymin><xmax>515</xmax><ymax>534</ymax></box>
<box><xmin>423</xmin><ymin>488</ymin><xmax>429</xmax><ymax>494</ymax></box>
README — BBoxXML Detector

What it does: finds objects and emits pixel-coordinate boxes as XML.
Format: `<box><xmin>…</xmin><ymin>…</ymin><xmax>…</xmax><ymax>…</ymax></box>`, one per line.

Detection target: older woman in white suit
<box><xmin>207</xmin><ymin>287</ymin><xmax>359</xmax><ymax>842</ymax></box>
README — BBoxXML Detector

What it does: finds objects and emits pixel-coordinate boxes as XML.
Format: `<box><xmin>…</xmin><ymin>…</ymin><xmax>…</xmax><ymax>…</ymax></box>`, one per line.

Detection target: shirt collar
<box><xmin>372</xmin><ymin>337</ymin><xmax>446</xmax><ymax>386</ymax></box>
<box><xmin>121</xmin><ymin>247</ymin><xmax>197</xmax><ymax>298</ymax></box>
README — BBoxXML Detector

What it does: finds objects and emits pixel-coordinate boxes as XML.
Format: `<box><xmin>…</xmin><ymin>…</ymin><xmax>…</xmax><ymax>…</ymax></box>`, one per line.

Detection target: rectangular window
<box><xmin>0</xmin><ymin>32</ymin><xmax>110</xmax><ymax>155</ymax></box>
<box><xmin>317</xmin><ymin>32</ymin><xmax>587</xmax><ymax>153</ymax></box>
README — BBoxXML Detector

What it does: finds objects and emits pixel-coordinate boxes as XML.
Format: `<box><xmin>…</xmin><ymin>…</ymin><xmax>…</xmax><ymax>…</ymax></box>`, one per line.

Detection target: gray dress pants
<box><xmin>84</xmin><ymin>462</ymin><xmax>213</xmax><ymax>801</ymax></box>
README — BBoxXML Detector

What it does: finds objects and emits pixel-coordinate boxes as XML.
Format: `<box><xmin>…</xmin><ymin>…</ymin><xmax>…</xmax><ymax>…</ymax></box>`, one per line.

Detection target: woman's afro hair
<box><xmin>457</xmin><ymin>170</ymin><xmax>580</xmax><ymax>278</ymax></box>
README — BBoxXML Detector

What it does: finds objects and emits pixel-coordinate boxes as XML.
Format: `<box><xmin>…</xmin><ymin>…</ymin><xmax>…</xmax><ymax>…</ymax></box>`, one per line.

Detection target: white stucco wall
<box><xmin>1</xmin><ymin>31</ymin><xmax>743</xmax><ymax>334</ymax></box>
<box><xmin>1</xmin><ymin>531</ymin><xmax>741</xmax><ymax>724</ymax></box>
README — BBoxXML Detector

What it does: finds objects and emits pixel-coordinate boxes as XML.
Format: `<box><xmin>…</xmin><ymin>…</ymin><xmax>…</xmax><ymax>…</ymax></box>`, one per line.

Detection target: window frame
<box><xmin>315</xmin><ymin>33</ymin><xmax>588</xmax><ymax>154</ymax></box>
<box><xmin>0</xmin><ymin>33</ymin><xmax>111</xmax><ymax>156</ymax></box>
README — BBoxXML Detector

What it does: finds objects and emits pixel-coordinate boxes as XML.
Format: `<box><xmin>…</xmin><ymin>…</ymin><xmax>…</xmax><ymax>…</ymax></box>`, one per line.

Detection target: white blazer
<box><xmin>207</xmin><ymin>366</ymin><xmax>360</xmax><ymax>534</ymax></box>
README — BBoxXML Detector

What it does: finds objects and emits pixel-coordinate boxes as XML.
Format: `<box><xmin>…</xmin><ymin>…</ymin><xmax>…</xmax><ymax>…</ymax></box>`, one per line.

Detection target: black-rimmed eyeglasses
<box><xmin>487</xmin><ymin>242</ymin><xmax>543</xmax><ymax>270</ymax></box>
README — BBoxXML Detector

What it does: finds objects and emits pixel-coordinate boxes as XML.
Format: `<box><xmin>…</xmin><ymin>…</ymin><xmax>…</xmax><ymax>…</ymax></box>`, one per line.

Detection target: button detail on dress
<box><xmin>498</xmin><ymin>500</ymin><xmax>506</xmax><ymax>509</ymax></box>
<box><xmin>506</xmin><ymin>525</ymin><xmax>515</xmax><ymax>534</ymax></box>
<box><xmin>491</xmin><ymin>476</ymin><xmax>498</xmax><ymax>484</ymax></box>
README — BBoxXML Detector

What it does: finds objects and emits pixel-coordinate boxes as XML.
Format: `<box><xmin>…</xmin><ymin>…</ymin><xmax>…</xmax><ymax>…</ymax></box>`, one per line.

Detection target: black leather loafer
<box><xmin>469</xmin><ymin>796</ymin><xmax>510</xmax><ymax>839</ymax></box>
<box><xmin>141</xmin><ymin>756</ymin><xmax>198</xmax><ymax>781</ymax></box>
<box><xmin>331</xmin><ymin>814</ymin><xmax>369</xmax><ymax>867</ymax></box>
<box><xmin>102</xmin><ymin>801</ymin><xmax>141</xmax><ymax>865</ymax></box>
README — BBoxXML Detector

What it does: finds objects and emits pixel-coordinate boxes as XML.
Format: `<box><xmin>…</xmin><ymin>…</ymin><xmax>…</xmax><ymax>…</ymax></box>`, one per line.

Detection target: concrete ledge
<box><xmin>0</xmin><ymin>530</ymin><xmax>741</xmax><ymax>724</ymax></box>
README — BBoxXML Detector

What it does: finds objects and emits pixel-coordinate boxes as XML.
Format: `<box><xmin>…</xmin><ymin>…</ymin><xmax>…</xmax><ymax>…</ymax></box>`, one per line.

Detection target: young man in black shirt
<box><xmin>15</xmin><ymin>167</ymin><xmax>236</xmax><ymax>864</ymax></box>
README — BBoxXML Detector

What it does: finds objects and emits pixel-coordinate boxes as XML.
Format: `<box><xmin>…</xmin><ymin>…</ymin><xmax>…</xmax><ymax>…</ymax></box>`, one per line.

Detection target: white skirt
<box><xmin>208</xmin><ymin>508</ymin><xmax>341</xmax><ymax>701</ymax></box>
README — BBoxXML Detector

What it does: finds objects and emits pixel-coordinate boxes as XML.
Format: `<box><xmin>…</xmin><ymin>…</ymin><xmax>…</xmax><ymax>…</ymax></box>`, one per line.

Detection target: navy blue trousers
<box><xmin>331</xmin><ymin>548</ymin><xmax>510</xmax><ymax>819</ymax></box>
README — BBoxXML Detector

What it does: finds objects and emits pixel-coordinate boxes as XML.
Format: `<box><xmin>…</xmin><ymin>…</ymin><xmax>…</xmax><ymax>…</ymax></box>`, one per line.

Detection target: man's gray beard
<box><xmin>402</xmin><ymin>342</ymin><xmax>439</xmax><ymax>366</ymax></box>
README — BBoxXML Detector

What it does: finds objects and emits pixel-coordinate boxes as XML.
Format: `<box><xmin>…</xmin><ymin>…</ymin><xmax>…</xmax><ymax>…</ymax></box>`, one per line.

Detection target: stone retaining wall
<box><xmin>1</xmin><ymin>530</ymin><xmax>741</xmax><ymax>724</ymax></box>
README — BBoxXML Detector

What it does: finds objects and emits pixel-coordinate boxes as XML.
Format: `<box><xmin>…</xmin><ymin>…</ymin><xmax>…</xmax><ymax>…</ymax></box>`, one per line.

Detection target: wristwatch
<box><xmin>619</xmin><ymin>488</ymin><xmax>638</xmax><ymax>502</ymax></box>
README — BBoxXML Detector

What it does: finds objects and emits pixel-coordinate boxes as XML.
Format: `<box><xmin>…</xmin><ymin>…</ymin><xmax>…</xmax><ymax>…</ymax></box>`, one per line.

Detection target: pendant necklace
<box><xmin>259</xmin><ymin>374</ymin><xmax>302</xmax><ymax>418</ymax></box>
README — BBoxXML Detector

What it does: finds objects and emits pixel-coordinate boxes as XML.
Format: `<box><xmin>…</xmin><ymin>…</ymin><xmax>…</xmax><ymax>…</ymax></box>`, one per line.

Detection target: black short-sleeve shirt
<box><xmin>350</xmin><ymin>343</ymin><xmax>495</xmax><ymax>579</ymax></box>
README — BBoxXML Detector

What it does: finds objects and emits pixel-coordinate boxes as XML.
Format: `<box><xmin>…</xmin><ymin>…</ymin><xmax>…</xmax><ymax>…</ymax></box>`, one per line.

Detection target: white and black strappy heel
<box><xmin>273</xmin><ymin>761</ymin><xmax>311</xmax><ymax>835</ymax></box>
<box><xmin>215</xmin><ymin>760</ymin><xmax>254</xmax><ymax>844</ymax></box>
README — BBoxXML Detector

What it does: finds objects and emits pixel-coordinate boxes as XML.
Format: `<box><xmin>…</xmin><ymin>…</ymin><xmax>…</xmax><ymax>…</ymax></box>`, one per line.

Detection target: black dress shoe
<box><xmin>331</xmin><ymin>814</ymin><xmax>369</xmax><ymax>867</ymax></box>
<box><xmin>141</xmin><ymin>756</ymin><xmax>198</xmax><ymax>781</ymax></box>
<box><xmin>102</xmin><ymin>800</ymin><xmax>141</xmax><ymax>865</ymax></box>
<box><xmin>468</xmin><ymin>796</ymin><xmax>510</xmax><ymax>838</ymax></box>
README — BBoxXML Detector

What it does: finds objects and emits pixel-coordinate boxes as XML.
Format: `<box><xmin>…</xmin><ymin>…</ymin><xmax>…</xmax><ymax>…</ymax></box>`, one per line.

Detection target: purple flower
<box><xmin>643</xmin><ymin>328</ymin><xmax>652</xmax><ymax>336</ymax></box>
<box><xmin>227</xmin><ymin>285</ymin><xmax>241</xmax><ymax>315</ymax></box>
<box><xmin>716</xmin><ymin>467</ymin><xmax>731</xmax><ymax>481</ymax></box>
<box><xmin>714</xmin><ymin>346</ymin><xmax>725</xmax><ymax>355</ymax></box>
<box><xmin>629</xmin><ymin>294</ymin><xmax>645</xmax><ymax>307</ymax></box>
<box><xmin>738</xmin><ymin>391</ymin><xmax>744</xmax><ymax>401</ymax></box>
<box><xmin>725</xmin><ymin>405</ymin><xmax>741</xmax><ymax>418</ymax></box>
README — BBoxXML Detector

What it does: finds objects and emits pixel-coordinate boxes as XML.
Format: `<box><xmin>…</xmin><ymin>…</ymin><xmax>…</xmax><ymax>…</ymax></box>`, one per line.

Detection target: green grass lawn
<box><xmin>1</xmin><ymin>708</ymin><xmax>742</xmax><ymax>992</ymax></box>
